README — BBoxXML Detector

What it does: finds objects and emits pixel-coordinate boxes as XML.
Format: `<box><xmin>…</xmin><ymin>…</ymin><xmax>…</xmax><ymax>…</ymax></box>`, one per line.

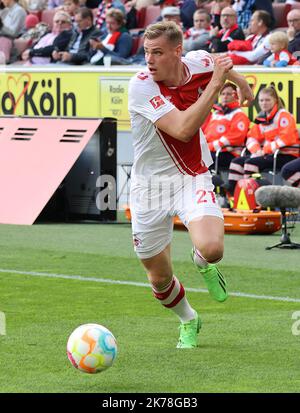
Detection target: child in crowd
<box><xmin>61</xmin><ymin>0</ymin><xmax>80</xmax><ymax>21</ymax></box>
<box><xmin>263</xmin><ymin>31</ymin><xmax>297</xmax><ymax>67</ymax></box>
<box><xmin>183</xmin><ymin>9</ymin><xmax>211</xmax><ymax>53</ymax></box>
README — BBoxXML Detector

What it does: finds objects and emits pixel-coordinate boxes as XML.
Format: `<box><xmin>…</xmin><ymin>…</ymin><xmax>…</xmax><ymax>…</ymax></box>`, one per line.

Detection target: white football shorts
<box><xmin>130</xmin><ymin>172</ymin><xmax>223</xmax><ymax>259</ymax></box>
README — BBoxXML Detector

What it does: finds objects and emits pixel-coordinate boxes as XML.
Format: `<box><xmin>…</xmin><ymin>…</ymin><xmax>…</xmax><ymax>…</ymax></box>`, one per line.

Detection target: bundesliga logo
<box><xmin>149</xmin><ymin>96</ymin><xmax>165</xmax><ymax>110</ymax></box>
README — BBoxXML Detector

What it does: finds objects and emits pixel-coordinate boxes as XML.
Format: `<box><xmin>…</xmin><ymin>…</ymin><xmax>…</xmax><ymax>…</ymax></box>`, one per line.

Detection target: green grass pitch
<box><xmin>0</xmin><ymin>220</ymin><xmax>300</xmax><ymax>393</ymax></box>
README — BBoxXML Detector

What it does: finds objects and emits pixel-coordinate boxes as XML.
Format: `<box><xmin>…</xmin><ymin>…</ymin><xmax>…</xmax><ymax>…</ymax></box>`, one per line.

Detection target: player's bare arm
<box><xmin>154</xmin><ymin>56</ymin><xmax>235</xmax><ymax>142</ymax></box>
<box><xmin>226</xmin><ymin>70</ymin><xmax>254</xmax><ymax>106</ymax></box>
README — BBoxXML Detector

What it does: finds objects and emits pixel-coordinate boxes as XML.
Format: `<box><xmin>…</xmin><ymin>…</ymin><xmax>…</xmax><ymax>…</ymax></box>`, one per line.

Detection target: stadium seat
<box><xmin>41</xmin><ymin>9</ymin><xmax>56</xmax><ymax>29</ymax></box>
<box><xmin>136</xmin><ymin>7</ymin><xmax>146</xmax><ymax>28</ymax></box>
<box><xmin>272</xmin><ymin>3</ymin><xmax>291</xmax><ymax>28</ymax></box>
<box><xmin>0</xmin><ymin>37</ymin><xmax>13</xmax><ymax>63</ymax></box>
<box><xmin>130</xmin><ymin>35</ymin><xmax>141</xmax><ymax>55</ymax></box>
<box><xmin>143</xmin><ymin>5</ymin><xmax>161</xmax><ymax>28</ymax></box>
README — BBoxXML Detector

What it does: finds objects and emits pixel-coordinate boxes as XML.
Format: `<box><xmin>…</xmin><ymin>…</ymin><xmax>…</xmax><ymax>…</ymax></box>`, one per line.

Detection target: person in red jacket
<box><xmin>227</xmin><ymin>10</ymin><xmax>272</xmax><ymax>65</ymax></box>
<box><xmin>227</xmin><ymin>86</ymin><xmax>299</xmax><ymax>195</ymax></box>
<box><xmin>203</xmin><ymin>82</ymin><xmax>250</xmax><ymax>170</ymax></box>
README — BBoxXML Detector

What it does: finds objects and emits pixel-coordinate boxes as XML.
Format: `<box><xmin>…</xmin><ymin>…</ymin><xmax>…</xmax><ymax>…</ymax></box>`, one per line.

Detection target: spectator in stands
<box><xmin>263</xmin><ymin>31</ymin><xmax>297</xmax><ymax>67</ymax></box>
<box><xmin>287</xmin><ymin>8</ymin><xmax>300</xmax><ymax>59</ymax></box>
<box><xmin>161</xmin><ymin>6</ymin><xmax>181</xmax><ymax>26</ymax></box>
<box><xmin>94</xmin><ymin>0</ymin><xmax>126</xmax><ymax>35</ymax></box>
<box><xmin>209</xmin><ymin>7</ymin><xmax>244</xmax><ymax>53</ymax></box>
<box><xmin>17</xmin><ymin>17</ymin><xmax>48</xmax><ymax>45</ymax></box>
<box><xmin>0</xmin><ymin>0</ymin><xmax>27</xmax><ymax>62</ymax></box>
<box><xmin>61</xmin><ymin>0</ymin><xmax>80</xmax><ymax>22</ymax></box>
<box><xmin>85</xmin><ymin>0</ymin><xmax>100</xmax><ymax>8</ymax></box>
<box><xmin>21</xmin><ymin>0</ymin><xmax>48</xmax><ymax>14</ymax></box>
<box><xmin>0</xmin><ymin>0</ymin><xmax>26</xmax><ymax>37</ymax></box>
<box><xmin>23</xmin><ymin>0</ymin><xmax>47</xmax><ymax>13</ymax></box>
<box><xmin>227</xmin><ymin>10</ymin><xmax>272</xmax><ymax>65</ymax></box>
<box><xmin>203</xmin><ymin>82</ymin><xmax>250</xmax><ymax>170</ymax></box>
<box><xmin>183</xmin><ymin>9</ymin><xmax>211</xmax><ymax>53</ymax></box>
<box><xmin>52</xmin><ymin>7</ymin><xmax>101</xmax><ymax>64</ymax></box>
<box><xmin>232</xmin><ymin>0</ymin><xmax>274</xmax><ymax>30</ymax></box>
<box><xmin>179</xmin><ymin>0</ymin><xmax>197</xmax><ymax>30</ymax></box>
<box><xmin>155</xmin><ymin>0</ymin><xmax>196</xmax><ymax>29</ymax></box>
<box><xmin>281</xmin><ymin>158</ymin><xmax>300</xmax><ymax>188</ymax></box>
<box><xmin>209</xmin><ymin>0</ymin><xmax>232</xmax><ymax>29</ymax></box>
<box><xmin>21</xmin><ymin>11</ymin><xmax>73</xmax><ymax>64</ymax></box>
<box><xmin>227</xmin><ymin>86</ymin><xmax>300</xmax><ymax>195</ymax></box>
<box><xmin>89</xmin><ymin>8</ymin><xmax>132</xmax><ymax>64</ymax></box>
<box><xmin>47</xmin><ymin>0</ymin><xmax>64</xmax><ymax>8</ymax></box>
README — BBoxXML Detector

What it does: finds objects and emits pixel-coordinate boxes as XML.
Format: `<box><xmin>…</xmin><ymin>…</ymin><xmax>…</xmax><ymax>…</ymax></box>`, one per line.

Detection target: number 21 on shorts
<box><xmin>196</xmin><ymin>189</ymin><xmax>216</xmax><ymax>204</ymax></box>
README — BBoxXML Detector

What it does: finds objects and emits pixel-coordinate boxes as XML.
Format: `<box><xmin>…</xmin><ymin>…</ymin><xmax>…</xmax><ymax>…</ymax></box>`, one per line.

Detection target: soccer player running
<box><xmin>128</xmin><ymin>21</ymin><xmax>253</xmax><ymax>349</ymax></box>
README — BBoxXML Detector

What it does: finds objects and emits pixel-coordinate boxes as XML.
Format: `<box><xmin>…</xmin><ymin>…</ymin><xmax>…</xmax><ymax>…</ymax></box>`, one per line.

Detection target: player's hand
<box><xmin>212</xmin><ymin>55</ymin><xmax>234</xmax><ymax>85</ymax></box>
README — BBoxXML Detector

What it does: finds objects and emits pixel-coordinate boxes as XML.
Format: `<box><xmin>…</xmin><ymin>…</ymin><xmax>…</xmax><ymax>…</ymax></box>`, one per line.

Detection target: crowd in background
<box><xmin>0</xmin><ymin>0</ymin><xmax>300</xmax><ymax>65</ymax></box>
<box><xmin>0</xmin><ymin>0</ymin><xmax>299</xmax><ymax>188</ymax></box>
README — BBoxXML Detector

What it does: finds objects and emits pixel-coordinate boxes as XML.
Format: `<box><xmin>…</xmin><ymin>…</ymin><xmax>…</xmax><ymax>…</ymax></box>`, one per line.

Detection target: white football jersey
<box><xmin>128</xmin><ymin>50</ymin><xmax>215</xmax><ymax>185</ymax></box>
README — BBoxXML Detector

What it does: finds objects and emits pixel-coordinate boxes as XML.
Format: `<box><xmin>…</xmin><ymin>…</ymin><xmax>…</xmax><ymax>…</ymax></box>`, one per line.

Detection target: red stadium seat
<box><xmin>130</xmin><ymin>32</ymin><xmax>144</xmax><ymax>55</ymax></box>
<box><xmin>41</xmin><ymin>9</ymin><xmax>56</xmax><ymax>29</ymax></box>
<box><xmin>143</xmin><ymin>5</ymin><xmax>161</xmax><ymax>28</ymax></box>
<box><xmin>136</xmin><ymin>7</ymin><xmax>146</xmax><ymax>28</ymax></box>
<box><xmin>273</xmin><ymin>3</ymin><xmax>291</xmax><ymax>28</ymax></box>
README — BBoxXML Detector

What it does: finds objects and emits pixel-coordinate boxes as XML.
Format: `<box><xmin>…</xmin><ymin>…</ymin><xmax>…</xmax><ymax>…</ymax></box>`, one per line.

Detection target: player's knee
<box><xmin>199</xmin><ymin>242</ymin><xmax>223</xmax><ymax>264</ymax></box>
<box><xmin>148</xmin><ymin>272</ymin><xmax>173</xmax><ymax>290</ymax></box>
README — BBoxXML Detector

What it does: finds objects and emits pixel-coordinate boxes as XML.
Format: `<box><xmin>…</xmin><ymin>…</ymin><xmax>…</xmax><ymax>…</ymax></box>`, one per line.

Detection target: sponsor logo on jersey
<box><xmin>137</xmin><ymin>73</ymin><xmax>148</xmax><ymax>80</ymax></box>
<box><xmin>201</xmin><ymin>57</ymin><xmax>211</xmax><ymax>67</ymax></box>
<box><xmin>150</xmin><ymin>95</ymin><xmax>166</xmax><ymax>110</ymax></box>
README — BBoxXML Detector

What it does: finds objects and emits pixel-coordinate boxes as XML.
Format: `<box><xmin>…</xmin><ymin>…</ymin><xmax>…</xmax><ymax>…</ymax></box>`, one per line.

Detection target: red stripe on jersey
<box><xmin>156</xmin><ymin>128</ymin><xmax>186</xmax><ymax>175</ymax></box>
<box><xmin>164</xmin><ymin>283</ymin><xmax>185</xmax><ymax>308</ymax></box>
<box><xmin>156</xmin><ymin>72</ymin><xmax>212</xmax><ymax>175</ymax></box>
<box><xmin>153</xmin><ymin>279</ymin><xmax>176</xmax><ymax>300</ymax></box>
<box><xmin>158</xmin><ymin>129</ymin><xmax>207</xmax><ymax>175</ymax></box>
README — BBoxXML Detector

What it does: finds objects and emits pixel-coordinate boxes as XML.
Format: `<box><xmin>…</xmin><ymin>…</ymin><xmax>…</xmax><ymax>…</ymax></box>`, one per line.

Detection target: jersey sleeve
<box><xmin>128</xmin><ymin>73</ymin><xmax>175</xmax><ymax>123</ymax></box>
<box><xmin>184</xmin><ymin>50</ymin><xmax>214</xmax><ymax>73</ymax></box>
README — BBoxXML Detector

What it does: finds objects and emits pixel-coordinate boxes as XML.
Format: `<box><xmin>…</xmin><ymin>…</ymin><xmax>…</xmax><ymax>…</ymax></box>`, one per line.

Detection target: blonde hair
<box><xmin>268</xmin><ymin>31</ymin><xmax>289</xmax><ymax>50</ymax></box>
<box><xmin>259</xmin><ymin>86</ymin><xmax>284</xmax><ymax>110</ymax></box>
<box><xmin>54</xmin><ymin>11</ymin><xmax>72</xmax><ymax>23</ymax></box>
<box><xmin>144</xmin><ymin>21</ymin><xmax>183</xmax><ymax>46</ymax></box>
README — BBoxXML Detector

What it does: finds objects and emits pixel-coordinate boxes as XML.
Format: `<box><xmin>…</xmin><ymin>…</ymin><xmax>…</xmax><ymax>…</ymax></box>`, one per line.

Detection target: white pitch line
<box><xmin>1</xmin><ymin>268</ymin><xmax>300</xmax><ymax>303</ymax></box>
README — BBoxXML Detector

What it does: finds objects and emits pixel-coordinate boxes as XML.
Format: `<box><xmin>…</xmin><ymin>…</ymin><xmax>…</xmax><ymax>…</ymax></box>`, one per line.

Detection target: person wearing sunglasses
<box><xmin>21</xmin><ymin>11</ymin><xmax>73</xmax><ymax>64</ymax></box>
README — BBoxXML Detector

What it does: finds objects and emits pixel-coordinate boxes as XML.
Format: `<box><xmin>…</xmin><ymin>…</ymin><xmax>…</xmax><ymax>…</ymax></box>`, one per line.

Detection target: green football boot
<box><xmin>191</xmin><ymin>248</ymin><xmax>228</xmax><ymax>303</ymax></box>
<box><xmin>176</xmin><ymin>313</ymin><xmax>201</xmax><ymax>349</ymax></box>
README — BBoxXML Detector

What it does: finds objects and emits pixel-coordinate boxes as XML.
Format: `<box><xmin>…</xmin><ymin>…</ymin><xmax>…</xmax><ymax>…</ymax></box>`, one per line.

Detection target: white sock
<box><xmin>152</xmin><ymin>275</ymin><xmax>196</xmax><ymax>323</ymax></box>
<box><xmin>192</xmin><ymin>247</ymin><xmax>209</xmax><ymax>268</ymax></box>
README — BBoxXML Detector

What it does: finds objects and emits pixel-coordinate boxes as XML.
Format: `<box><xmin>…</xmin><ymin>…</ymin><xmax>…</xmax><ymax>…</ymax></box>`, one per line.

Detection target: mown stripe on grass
<box><xmin>1</xmin><ymin>267</ymin><xmax>300</xmax><ymax>303</ymax></box>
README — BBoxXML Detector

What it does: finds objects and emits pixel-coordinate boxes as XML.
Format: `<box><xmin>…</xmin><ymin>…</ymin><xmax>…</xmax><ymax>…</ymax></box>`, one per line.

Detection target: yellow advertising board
<box><xmin>0</xmin><ymin>68</ymin><xmax>134</xmax><ymax>131</ymax></box>
<box><xmin>240</xmin><ymin>69</ymin><xmax>300</xmax><ymax>125</ymax></box>
<box><xmin>0</xmin><ymin>67</ymin><xmax>299</xmax><ymax>131</ymax></box>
